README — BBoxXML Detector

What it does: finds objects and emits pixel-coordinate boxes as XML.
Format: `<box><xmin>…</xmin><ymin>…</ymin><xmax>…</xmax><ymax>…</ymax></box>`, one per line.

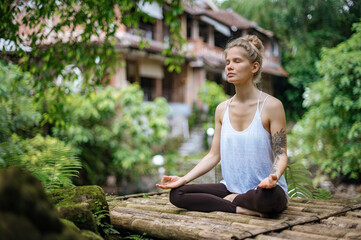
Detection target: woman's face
<box><xmin>225</xmin><ymin>46</ymin><xmax>259</xmax><ymax>85</ymax></box>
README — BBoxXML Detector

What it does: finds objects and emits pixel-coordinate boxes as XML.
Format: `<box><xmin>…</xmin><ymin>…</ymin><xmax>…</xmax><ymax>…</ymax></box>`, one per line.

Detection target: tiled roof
<box><xmin>204</xmin><ymin>9</ymin><xmax>274</xmax><ymax>37</ymax></box>
<box><xmin>204</xmin><ymin>9</ymin><xmax>256</xmax><ymax>30</ymax></box>
<box><xmin>108</xmin><ymin>191</ymin><xmax>361</xmax><ymax>240</ymax></box>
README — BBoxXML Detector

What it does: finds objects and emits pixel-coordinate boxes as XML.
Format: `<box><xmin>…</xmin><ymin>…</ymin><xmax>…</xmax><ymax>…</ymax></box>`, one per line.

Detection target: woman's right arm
<box><xmin>156</xmin><ymin>102</ymin><xmax>225</xmax><ymax>189</ymax></box>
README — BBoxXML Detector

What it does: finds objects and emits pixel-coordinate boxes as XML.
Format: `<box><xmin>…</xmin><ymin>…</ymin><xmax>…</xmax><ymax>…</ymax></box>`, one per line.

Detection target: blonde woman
<box><xmin>157</xmin><ymin>35</ymin><xmax>288</xmax><ymax>217</ymax></box>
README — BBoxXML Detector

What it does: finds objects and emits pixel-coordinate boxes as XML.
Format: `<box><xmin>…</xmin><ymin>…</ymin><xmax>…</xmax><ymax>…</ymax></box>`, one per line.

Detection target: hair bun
<box><xmin>245</xmin><ymin>35</ymin><xmax>264</xmax><ymax>53</ymax></box>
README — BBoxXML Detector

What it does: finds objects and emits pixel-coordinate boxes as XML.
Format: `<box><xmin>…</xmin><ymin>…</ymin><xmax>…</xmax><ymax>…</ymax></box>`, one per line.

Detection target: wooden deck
<box><xmin>107</xmin><ymin>191</ymin><xmax>361</xmax><ymax>240</ymax></box>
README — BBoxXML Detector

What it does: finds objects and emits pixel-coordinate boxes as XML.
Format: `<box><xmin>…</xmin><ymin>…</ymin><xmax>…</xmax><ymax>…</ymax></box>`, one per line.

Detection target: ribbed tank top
<box><xmin>220</xmin><ymin>91</ymin><xmax>288</xmax><ymax>200</ymax></box>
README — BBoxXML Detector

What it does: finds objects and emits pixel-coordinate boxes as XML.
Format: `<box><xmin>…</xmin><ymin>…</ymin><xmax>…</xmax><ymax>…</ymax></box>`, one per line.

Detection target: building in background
<box><xmin>108</xmin><ymin>0</ymin><xmax>288</xmax><ymax>137</ymax></box>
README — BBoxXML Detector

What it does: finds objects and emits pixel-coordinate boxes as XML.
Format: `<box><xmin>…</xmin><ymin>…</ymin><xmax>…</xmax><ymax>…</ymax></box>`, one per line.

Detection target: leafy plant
<box><xmin>1</xmin><ymin>134</ymin><xmax>81</xmax><ymax>191</ymax></box>
<box><xmin>285</xmin><ymin>162</ymin><xmax>333</xmax><ymax>199</ymax></box>
<box><xmin>285</xmin><ymin>162</ymin><xmax>314</xmax><ymax>198</ymax></box>
<box><xmin>125</xmin><ymin>233</ymin><xmax>153</xmax><ymax>240</ymax></box>
<box><xmin>94</xmin><ymin>209</ymin><xmax>120</xmax><ymax>237</ymax></box>
<box><xmin>43</xmin><ymin>84</ymin><xmax>170</xmax><ymax>186</ymax></box>
<box><xmin>0</xmin><ymin>62</ymin><xmax>41</xmax><ymax>143</ymax></box>
<box><xmin>198</xmin><ymin>80</ymin><xmax>229</xmax><ymax>148</ymax></box>
<box><xmin>288</xmin><ymin>21</ymin><xmax>361</xmax><ymax>180</ymax></box>
<box><xmin>198</xmin><ymin>80</ymin><xmax>229</xmax><ymax>122</ymax></box>
<box><xmin>313</xmin><ymin>188</ymin><xmax>332</xmax><ymax>200</ymax></box>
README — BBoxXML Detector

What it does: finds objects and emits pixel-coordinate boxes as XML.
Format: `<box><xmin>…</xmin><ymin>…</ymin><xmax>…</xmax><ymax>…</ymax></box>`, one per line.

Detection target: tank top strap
<box><xmin>226</xmin><ymin>95</ymin><xmax>235</xmax><ymax>109</ymax></box>
<box><xmin>256</xmin><ymin>91</ymin><xmax>263</xmax><ymax>111</ymax></box>
<box><xmin>260</xmin><ymin>94</ymin><xmax>270</xmax><ymax>115</ymax></box>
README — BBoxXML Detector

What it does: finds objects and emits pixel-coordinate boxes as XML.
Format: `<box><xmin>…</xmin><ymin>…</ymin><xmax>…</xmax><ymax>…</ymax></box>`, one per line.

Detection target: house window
<box><xmin>186</xmin><ymin>16</ymin><xmax>192</xmax><ymax>39</ymax></box>
<box><xmin>140</xmin><ymin>77</ymin><xmax>155</xmax><ymax>101</ymax></box>
<box><xmin>272</xmin><ymin>41</ymin><xmax>279</xmax><ymax>57</ymax></box>
<box><xmin>128</xmin><ymin>19</ymin><xmax>154</xmax><ymax>40</ymax></box>
<box><xmin>214</xmin><ymin>31</ymin><xmax>228</xmax><ymax>48</ymax></box>
<box><xmin>199</xmin><ymin>21</ymin><xmax>209</xmax><ymax>42</ymax></box>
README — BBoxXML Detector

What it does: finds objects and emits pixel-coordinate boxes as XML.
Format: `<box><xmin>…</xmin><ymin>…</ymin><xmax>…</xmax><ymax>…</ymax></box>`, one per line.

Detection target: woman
<box><xmin>156</xmin><ymin>35</ymin><xmax>288</xmax><ymax>217</ymax></box>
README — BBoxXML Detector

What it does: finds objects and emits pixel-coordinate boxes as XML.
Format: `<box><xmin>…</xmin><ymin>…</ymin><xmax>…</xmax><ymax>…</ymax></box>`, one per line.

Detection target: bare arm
<box><xmin>156</xmin><ymin>102</ymin><xmax>225</xmax><ymax>189</ymax></box>
<box><xmin>258</xmin><ymin>98</ymin><xmax>288</xmax><ymax>188</ymax></box>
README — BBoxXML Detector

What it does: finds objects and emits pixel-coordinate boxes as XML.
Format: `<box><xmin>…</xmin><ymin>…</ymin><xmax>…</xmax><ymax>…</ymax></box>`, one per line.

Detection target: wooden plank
<box><xmin>291</xmin><ymin>224</ymin><xmax>348</xmax><ymax>238</ymax></box>
<box><xmin>346</xmin><ymin>210</ymin><xmax>361</xmax><ymax>218</ymax></box>
<box><xmin>108</xmin><ymin>193</ymin><xmax>361</xmax><ymax>240</ymax></box>
<box><xmin>281</xmin><ymin>229</ymin><xmax>339</xmax><ymax>240</ymax></box>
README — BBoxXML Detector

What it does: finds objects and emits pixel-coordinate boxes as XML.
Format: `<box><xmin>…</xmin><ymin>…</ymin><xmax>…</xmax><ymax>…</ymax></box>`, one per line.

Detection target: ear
<box><xmin>251</xmin><ymin>62</ymin><xmax>260</xmax><ymax>74</ymax></box>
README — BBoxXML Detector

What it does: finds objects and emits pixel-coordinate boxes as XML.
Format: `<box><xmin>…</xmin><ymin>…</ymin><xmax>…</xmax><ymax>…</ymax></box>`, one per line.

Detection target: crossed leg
<box><xmin>169</xmin><ymin>184</ymin><xmax>287</xmax><ymax>217</ymax></box>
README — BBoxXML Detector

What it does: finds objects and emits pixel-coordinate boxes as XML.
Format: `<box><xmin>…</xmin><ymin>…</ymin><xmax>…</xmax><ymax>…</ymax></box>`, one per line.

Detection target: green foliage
<box><xmin>198</xmin><ymin>80</ymin><xmax>229</xmax><ymax>126</ymax></box>
<box><xmin>43</xmin><ymin>84</ymin><xmax>170</xmax><ymax>184</ymax></box>
<box><xmin>0</xmin><ymin>62</ymin><xmax>80</xmax><ymax>191</ymax></box>
<box><xmin>285</xmin><ymin>162</ymin><xmax>332</xmax><ymax>199</ymax></box>
<box><xmin>285</xmin><ymin>163</ymin><xmax>314</xmax><ymax>198</ymax></box>
<box><xmin>198</xmin><ymin>80</ymin><xmax>229</xmax><ymax>148</ymax></box>
<box><xmin>0</xmin><ymin>62</ymin><xmax>41</xmax><ymax>142</ymax></box>
<box><xmin>313</xmin><ymin>188</ymin><xmax>332</xmax><ymax>200</ymax></box>
<box><xmin>289</xmin><ymin>21</ymin><xmax>361</xmax><ymax>180</ymax></box>
<box><xmin>1</xmin><ymin>0</ymin><xmax>185</xmax><ymax>95</ymax></box>
<box><xmin>1</xmin><ymin>134</ymin><xmax>81</xmax><ymax>191</ymax></box>
<box><xmin>125</xmin><ymin>233</ymin><xmax>153</xmax><ymax>240</ymax></box>
<box><xmin>93</xmin><ymin>209</ymin><xmax>119</xmax><ymax>236</ymax></box>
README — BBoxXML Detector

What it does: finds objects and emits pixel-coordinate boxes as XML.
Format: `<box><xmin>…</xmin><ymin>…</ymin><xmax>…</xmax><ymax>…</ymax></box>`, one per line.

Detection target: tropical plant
<box><xmin>94</xmin><ymin>209</ymin><xmax>120</xmax><ymax>237</ymax></box>
<box><xmin>285</xmin><ymin>162</ymin><xmax>332</xmax><ymax>199</ymax></box>
<box><xmin>0</xmin><ymin>62</ymin><xmax>41</xmax><ymax>143</ymax></box>
<box><xmin>285</xmin><ymin>162</ymin><xmax>314</xmax><ymax>198</ymax></box>
<box><xmin>43</xmin><ymin>84</ymin><xmax>170</xmax><ymax>185</ymax></box>
<box><xmin>288</xmin><ymin>21</ymin><xmax>361</xmax><ymax>180</ymax></box>
<box><xmin>1</xmin><ymin>134</ymin><xmax>81</xmax><ymax>191</ymax></box>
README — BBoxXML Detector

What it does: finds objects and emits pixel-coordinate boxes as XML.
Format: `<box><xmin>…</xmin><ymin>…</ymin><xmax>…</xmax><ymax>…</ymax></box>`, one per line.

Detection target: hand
<box><xmin>258</xmin><ymin>174</ymin><xmax>278</xmax><ymax>189</ymax></box>
<box><xmin>156</xmin><ymin>176</ymin><xmax>187</xmax><ymax>189</ymax></box>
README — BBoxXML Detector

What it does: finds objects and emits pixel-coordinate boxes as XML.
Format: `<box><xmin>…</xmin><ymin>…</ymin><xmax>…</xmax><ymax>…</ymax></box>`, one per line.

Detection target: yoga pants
<box><xmin>169</xmin><ymin>183</ymin><xmax>287</xmax><ymax>214</ymax></box>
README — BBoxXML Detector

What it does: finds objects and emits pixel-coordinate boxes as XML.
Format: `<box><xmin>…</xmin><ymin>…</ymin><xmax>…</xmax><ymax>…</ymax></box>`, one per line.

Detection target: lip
<box><xmin>227</xmin><ymin>73</ymin><xmax>235</xmax><ymax>77</ymax></box>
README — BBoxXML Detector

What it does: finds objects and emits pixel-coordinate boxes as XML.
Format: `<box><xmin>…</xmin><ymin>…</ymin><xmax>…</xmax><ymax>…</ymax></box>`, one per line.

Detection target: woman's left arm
<box><xmin>258</xmin><ymin>98</ymin><xmax>288</xmax><ymax>189</ymax></box>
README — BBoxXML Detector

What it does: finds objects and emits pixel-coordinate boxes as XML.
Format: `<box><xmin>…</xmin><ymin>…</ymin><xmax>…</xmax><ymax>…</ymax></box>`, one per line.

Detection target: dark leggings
<box><xmin>169</xmin><ymin>183</ymin><xmax>287</xmax><ymax>214</ymax></box>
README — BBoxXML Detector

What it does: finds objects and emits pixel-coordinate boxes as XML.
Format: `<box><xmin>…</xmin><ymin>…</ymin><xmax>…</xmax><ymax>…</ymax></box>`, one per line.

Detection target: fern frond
<box><xmin>313</xmin><ymin>188</ymin><xmax>333</xmax><ymax>200</ymax></box>
<box><xmin>285</xmin><ymin>162</ymin><xmax>315</xmax><ymax>198</ymax></box>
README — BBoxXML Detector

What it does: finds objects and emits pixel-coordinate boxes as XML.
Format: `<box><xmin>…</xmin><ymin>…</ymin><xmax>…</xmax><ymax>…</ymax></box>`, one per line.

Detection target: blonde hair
<box><xmin>224</xmin><ymin>35</ymin><xmax>264</xmax><ymax>84</ymax></box>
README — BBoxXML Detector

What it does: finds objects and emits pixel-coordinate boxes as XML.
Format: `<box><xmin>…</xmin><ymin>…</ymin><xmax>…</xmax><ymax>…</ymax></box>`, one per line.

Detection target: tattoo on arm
<box><xmin>270</xmin><ymin>128</ymin><xmax>287</xmax><ymax>174</ymax></box>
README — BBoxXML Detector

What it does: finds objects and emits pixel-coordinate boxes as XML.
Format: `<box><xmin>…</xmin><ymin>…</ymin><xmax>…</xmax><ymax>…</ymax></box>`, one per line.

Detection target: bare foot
<box><xmin>236</xmin><ymin>206</ymin><xmax>267</xmax><ymax>218</ymax></box>
<box><xmin>223</xmin><ymin>193</ymin><xmax>239</xmax><ymax>202</ymax></box>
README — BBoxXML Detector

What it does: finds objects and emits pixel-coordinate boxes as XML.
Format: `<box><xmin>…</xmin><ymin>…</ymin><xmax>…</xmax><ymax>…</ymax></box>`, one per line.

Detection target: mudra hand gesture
<box><xmin>156</xmin><ymin>176</ymin><xmax>187</xmax><ymax>189</ymax></box>
<box><xmin>258</xmin><ymin>174</ymin><xmax>278</xmax><ymax>189</ymax></box>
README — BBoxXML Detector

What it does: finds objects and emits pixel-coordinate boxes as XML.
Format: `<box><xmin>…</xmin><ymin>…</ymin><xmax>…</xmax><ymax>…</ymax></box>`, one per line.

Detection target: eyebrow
<box><xmin>225</xmin><ymin>57</ymin><xmax>242</xmax><ymax>61</ymax></box>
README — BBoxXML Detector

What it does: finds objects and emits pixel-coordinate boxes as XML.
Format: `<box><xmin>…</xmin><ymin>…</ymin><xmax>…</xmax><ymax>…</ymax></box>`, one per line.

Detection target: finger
<box><xmin>161</xmin><ymin>176</ymin><xmax>171</xmax><ymax>185</ymax></box>
<box><xmin>156</xmin><ymin>184</ymin><xmax>169</xmax><ymax>189</ymax></box>
<box><xmin>258</xmin><ymin>181</ymin><xmax>266</xmax><ymax>188</ymax></box>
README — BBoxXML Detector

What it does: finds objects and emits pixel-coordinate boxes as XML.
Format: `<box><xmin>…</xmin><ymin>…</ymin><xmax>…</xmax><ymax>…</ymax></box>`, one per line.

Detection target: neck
<box><xmin>233</xmin><ymin>81</ymin><xmax>259</xmax><ymax>102</ymax></box>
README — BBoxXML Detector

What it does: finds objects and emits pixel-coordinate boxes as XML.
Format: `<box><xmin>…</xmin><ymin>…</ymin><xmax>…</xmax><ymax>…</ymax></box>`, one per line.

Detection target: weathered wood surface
<box><xmin>107</xmin><ymin>192</ymin><xmax>361</xmax><ymax>240</ymax></box>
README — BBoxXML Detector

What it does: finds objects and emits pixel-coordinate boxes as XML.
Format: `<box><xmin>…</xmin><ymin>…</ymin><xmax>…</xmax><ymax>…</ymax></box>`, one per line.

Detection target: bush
<box><xmin>44</xmin><ymin>84</ymin><xmax>170</xmax><ymax>185</ymax></box>
<box><xmin>0</xmin><ymin>62</ymin><xmax>41</xmax><ymax>143</ymax></box>
<box><xmin>288</xmin><ymin>21</ymin><xmax>361</xmax><ymax>180</ymax></box>
<box><xmin>1</xmin><ymin>134</ymin><xmax>81</xmax><ymax>191</ymax></box>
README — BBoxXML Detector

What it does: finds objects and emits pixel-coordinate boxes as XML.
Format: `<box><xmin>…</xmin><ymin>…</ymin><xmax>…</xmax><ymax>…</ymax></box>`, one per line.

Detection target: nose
<box><xmin>226</xmin><ymin>62</ymin><xmax>233</xmax><ymax>71</ymax></box>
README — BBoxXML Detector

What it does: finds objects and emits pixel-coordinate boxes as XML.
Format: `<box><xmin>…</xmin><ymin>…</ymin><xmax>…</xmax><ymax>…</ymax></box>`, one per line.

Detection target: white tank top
<box><xmin>220</xmin><ymin>91</ymin><xmax>288</xmax><ymax>199</ymax></box>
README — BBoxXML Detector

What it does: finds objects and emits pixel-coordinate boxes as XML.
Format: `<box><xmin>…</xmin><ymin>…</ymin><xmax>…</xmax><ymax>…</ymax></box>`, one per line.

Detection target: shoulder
<box><xmin>262</xmin><ymin>95</ymin><xmax>285</xmax><ymax>119</ymax></box>
<box><xmin>263</xmin><ymin>95</ymin><xmax>284</xmax><ymax>111</ymax></box>
<box><xmin>215</xmin><ymin>100</ymin><xmax>228</xmax><ymax>121</ymax></box>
